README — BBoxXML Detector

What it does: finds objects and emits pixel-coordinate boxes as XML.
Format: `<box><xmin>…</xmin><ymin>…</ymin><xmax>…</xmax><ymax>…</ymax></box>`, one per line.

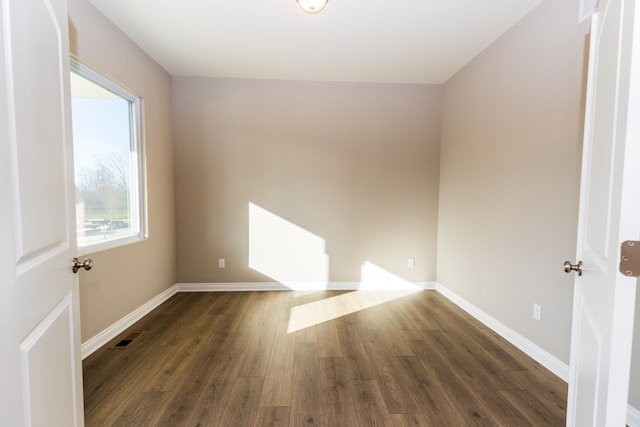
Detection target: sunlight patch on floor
<box><xmin>247</xmin><ymin>202</ymin><xmax>421</xmax><ymax>332</ymax></box>
<box><xmin>287</xmin><ymin>262</ymin><xmax>422</xmax><ymax>333</ymax></box>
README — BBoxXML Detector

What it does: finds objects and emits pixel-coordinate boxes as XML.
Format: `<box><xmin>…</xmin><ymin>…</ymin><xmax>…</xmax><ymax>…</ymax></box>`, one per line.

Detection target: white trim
<box><xmin>80</xmin><ymin>280</ymin><xmax>566</xmax><ymax>379</ymax></box>
<box><xmin>70</xmin><ymin>58</ymin><xmax>147</xmax><ymax>257</ymax></box>
<box><xmin>177</xmin><ymin>282</ymin><xmax>297</xmax><ymax>292</ymax></box>
<box><xmin>578</xmin><ymin>0</ymin><xmax>598</xmax><ymax>23</ymax></box>
<box><xmin>176</xmin><ymin>282</ymin><xmax>437</xmax><ymax>292</ymax></box>
<box><xmin>433</xmin><ymin>283</ymin><xmax>640</xmax><ymax>424</ymax></box>
<box><xmin>81</xmin><ymin>281</ymin><xmax>435</xmax><ymax>359</ymax></box>
<box><xmin>80</xmin><ymin>285</ymin><xmax>177</xmax><ymax>359</ymax></box>
<box><xmin>629</xmin><ymin>404</ymin><xmax>640</xmax><ymax>427</ymax></box>
<box><xmin>79</xmin><ymin>280</ymin><xmax>640</xmax><ymax>423</ymax></box>
<box><xmin>434</xmin><ymin>282</ymin><xmax>570</xmax><ymax>382</ymax></box>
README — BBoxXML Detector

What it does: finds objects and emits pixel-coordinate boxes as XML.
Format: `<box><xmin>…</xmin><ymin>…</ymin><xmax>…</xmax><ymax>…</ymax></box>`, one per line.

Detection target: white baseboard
<box><xmin>434</xmin><ymin>282</ymin><xmax>569</xmax><ymax>382</ymax></box>
<box><xmin>81</xmin><ymin>281</ymin><xmax>435</xmax><ymax>359</ymax></box>
<box><xmin>176</xmin><ymin>281</ymin><xmax>437</xmax><ymax>292</ymax></box>
<box><xmin>79</xmin><ymin>279</ymin><xmax>640</xmax><ymax>425</ymax></box>
<box><xmin>177</xmin><ymin>282</ymin><xmax>301</xmax><ymax>292</ymax></box>
<box><xmin>434</xmin><ymin>283</ymin><xmax>640</xmax><ymax>424</ymax></box>
<box><xmin>629</xmin><ymin>404</ymin><xmax>640</xmax><ymax>427</ymax></box>
<box><xmin>80</xmin><ymin>285</ymin><xmax>178</xmax><ymax>359</ymax></box>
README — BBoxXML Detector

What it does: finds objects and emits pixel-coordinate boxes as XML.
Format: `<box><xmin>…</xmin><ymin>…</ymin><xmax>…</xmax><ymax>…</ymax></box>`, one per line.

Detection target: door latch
<box><xmin>72</xmin><ymin>257</ymin><xmax>93</xmax><ymax>274</ymax></box>
<box><xmin>620</xmin><ymin>241</ymin><xmax>640</xmax><ymax>277</ymax></box>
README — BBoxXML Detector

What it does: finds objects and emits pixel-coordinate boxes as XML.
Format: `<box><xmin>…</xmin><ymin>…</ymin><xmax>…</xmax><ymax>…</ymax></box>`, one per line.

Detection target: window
<box><xmin>70</xmin><ymin>59</ymin><xmax>146</xmax><ymax>253</ymax></box>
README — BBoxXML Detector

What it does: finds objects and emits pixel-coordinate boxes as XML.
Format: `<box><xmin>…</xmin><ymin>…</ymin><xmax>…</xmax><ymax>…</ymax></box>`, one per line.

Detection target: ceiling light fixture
<box><xmin>296</xmin><ymin>0</ymin><xmax>329</xmax><ymax>14</ymax></box>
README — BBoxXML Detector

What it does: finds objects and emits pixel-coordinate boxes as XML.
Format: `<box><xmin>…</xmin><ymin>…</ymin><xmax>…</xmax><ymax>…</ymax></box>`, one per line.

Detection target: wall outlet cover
<box><xmin>533</xmin><ymin>304</ymin><xmax>542</xmax><ymax>321</ymax></box>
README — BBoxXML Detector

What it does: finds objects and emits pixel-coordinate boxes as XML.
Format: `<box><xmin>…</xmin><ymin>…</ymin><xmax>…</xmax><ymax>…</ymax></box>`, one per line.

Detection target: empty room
<box><xmin>1</xmin><ymin>0</ymin><xmax>640</xmax><ymax>425</ymax></box>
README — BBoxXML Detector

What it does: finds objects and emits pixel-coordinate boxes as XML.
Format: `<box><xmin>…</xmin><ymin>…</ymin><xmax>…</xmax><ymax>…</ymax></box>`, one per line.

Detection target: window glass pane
<box><xmin>70</xmin><ymin>61</ymin><xmax>145</xmax><ymax>252</ymax></box>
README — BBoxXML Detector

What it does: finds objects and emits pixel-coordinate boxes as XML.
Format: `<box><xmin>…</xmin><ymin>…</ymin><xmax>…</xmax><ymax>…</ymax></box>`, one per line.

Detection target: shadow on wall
<box><xmin>248</xmin><ymin>202</ymin><xmax>424</xmax><ymax>333</ymax></box>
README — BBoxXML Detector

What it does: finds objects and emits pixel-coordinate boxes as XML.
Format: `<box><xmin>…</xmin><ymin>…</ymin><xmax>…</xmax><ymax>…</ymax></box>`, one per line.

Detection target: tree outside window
<box><xmin>70</xmin><ymin>60</ymin><xmax>146</xmax><ymax>253</ymax></box>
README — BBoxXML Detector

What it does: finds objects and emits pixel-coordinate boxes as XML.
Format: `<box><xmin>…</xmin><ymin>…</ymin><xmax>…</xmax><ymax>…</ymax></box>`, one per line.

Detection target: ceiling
<box><xmin>88</xmin><ymin>0</ymin><xmax>542</xmax><ymax>84</ymax></box>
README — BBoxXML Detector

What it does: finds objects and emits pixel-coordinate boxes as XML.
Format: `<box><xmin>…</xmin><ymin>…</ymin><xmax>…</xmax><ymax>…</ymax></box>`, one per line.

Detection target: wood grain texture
<box><xmin>319</xmin><ymin>357</ymin><xmax>359</xmax><ymax>426</ymax></box>
<box><xmin>259</xmin><ymin>320</ymin><xmax>296</xmax><ymax>407</ymax></box>
<box><xmin>83</xmin><ymin>290</ymin><xmax>567</xmax><ymax>426</ymax></box>
<box><xmin>290</xmin><ymin>342</ymin><xmax>323</xmax><ymax>425</ymax></box>
<box><xmin>253</xmin><ymin>406</ymin><xmax>290</xmax><ymax>427</ymax></box>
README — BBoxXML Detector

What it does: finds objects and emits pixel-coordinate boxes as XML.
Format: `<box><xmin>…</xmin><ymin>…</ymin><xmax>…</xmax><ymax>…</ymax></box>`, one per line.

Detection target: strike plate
<box><xmin>620</xmin><ymin>241</ymin><xmax>640</xmax><ymax>277</ymax></box>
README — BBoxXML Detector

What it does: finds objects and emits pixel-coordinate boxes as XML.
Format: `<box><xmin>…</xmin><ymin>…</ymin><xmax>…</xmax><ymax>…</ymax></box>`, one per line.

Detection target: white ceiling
<box><xmin>88</xmin><ymin>0</ymin><xmax>542</xmax><ymax>84</ymax></box>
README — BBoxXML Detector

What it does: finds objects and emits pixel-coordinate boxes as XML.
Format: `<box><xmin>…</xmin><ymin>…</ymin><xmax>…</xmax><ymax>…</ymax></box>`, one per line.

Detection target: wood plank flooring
<box><xmin>83</xmin><ymin>290</ymin><xmax>567</xmax><ymax>426</ymax></box>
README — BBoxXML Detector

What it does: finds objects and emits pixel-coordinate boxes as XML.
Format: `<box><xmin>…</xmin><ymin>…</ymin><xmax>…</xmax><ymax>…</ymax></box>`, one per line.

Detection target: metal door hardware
<box><xmin>72</xmin><ymin>257</ymin><xmax>93</xmax><ymax>273</ymax></box>
<box><xmin>564</xmin><ymin>260</ymin><xmax>583</xmax><ymax>276</ymax></box>
<box><xmin>620</xmin><ymin>241</ymin><xmax>640</xmax><ymax>277</ymax></box>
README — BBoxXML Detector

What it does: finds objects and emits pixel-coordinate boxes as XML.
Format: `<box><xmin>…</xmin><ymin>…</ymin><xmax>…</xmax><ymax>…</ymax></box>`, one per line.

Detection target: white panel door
<box><xmin>0</xmin><ymin>0</ymin><xmax>85</xmax><ymax>425</ymax></box>
<box><xmin>567</xmin><ymin>0</ymin><xmax>640</xmax><ymax>425</ymax></box>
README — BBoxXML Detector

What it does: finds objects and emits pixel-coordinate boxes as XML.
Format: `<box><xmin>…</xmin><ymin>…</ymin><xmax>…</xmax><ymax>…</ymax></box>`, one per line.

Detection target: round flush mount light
<box><xmin>296</xmin><ymin>0</ymin><xmax>329</xmax><ymax>14</ymax></box>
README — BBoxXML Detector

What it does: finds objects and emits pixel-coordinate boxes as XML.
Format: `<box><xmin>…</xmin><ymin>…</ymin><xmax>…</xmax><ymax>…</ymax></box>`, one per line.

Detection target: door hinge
<box><xmin>620</xmin><ymin>241</ymin><xmax>640</xmax><ymax>277</ymax></box>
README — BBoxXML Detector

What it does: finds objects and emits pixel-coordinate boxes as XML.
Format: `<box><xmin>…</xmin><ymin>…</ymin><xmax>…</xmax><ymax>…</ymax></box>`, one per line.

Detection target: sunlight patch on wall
<box><xmin>248</xmin><ymin>202</ymin><xmax>329</xmax><ymax>290</ymax></box>
<box><xmin>360</xmin><ymin>261</ymin><xmax>418</xmax><ymax>290</ymax></box>
<box><xmin>287</xmin><ymin>261</ymin><xmax>422</xmax><ymax>333</ymax></box>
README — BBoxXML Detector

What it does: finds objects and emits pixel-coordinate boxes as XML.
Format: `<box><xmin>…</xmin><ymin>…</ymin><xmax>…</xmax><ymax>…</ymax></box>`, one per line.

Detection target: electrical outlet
<box><xmin>533</xmin><ymin>304</ymin><xmax>542</xmax><ymax>321</ymax></box>
<box><xmin>218</xmin><ymin>258</ymin><xmax>225</xmax><ymax>268</ymax></box>
<box><xmin>408</xmin><ymin>258</ymin><xmax>415</xmax><ymax>269</ymax></box>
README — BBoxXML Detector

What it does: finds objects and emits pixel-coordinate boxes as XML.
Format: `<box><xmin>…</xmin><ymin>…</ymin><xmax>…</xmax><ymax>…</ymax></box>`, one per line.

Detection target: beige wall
<box><xmin>172</xmin><ymin>78</ymin><xmax>442</xmax><ymax>285</ymax></box>
<box><xmin>68</xmin><ymin>0</ymin><xmax>176</xmax><ymax>342</ymax></box>
<box><xmin>437</xmin><ymin>0</ymin><xmax>640</xmax><ymax>410</ymax></box>
<box><xmin>438</xmin><ymin>0</ymin><xmax>588</xmax><ymax>364</ymax></box>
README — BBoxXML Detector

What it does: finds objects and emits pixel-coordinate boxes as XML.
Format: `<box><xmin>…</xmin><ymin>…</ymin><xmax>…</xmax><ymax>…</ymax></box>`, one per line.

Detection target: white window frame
<box><xmin>70</xmin><ymin>58</ymin><xmax>147</xmax><ymax>255</ymax></box>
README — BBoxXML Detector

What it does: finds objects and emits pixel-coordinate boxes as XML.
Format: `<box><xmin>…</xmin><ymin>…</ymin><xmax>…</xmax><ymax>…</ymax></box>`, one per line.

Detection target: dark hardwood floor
<box><xmin>83</xmin><ymin>290</ymin><xmax>567</xmax><ymax>426</ymax></box>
